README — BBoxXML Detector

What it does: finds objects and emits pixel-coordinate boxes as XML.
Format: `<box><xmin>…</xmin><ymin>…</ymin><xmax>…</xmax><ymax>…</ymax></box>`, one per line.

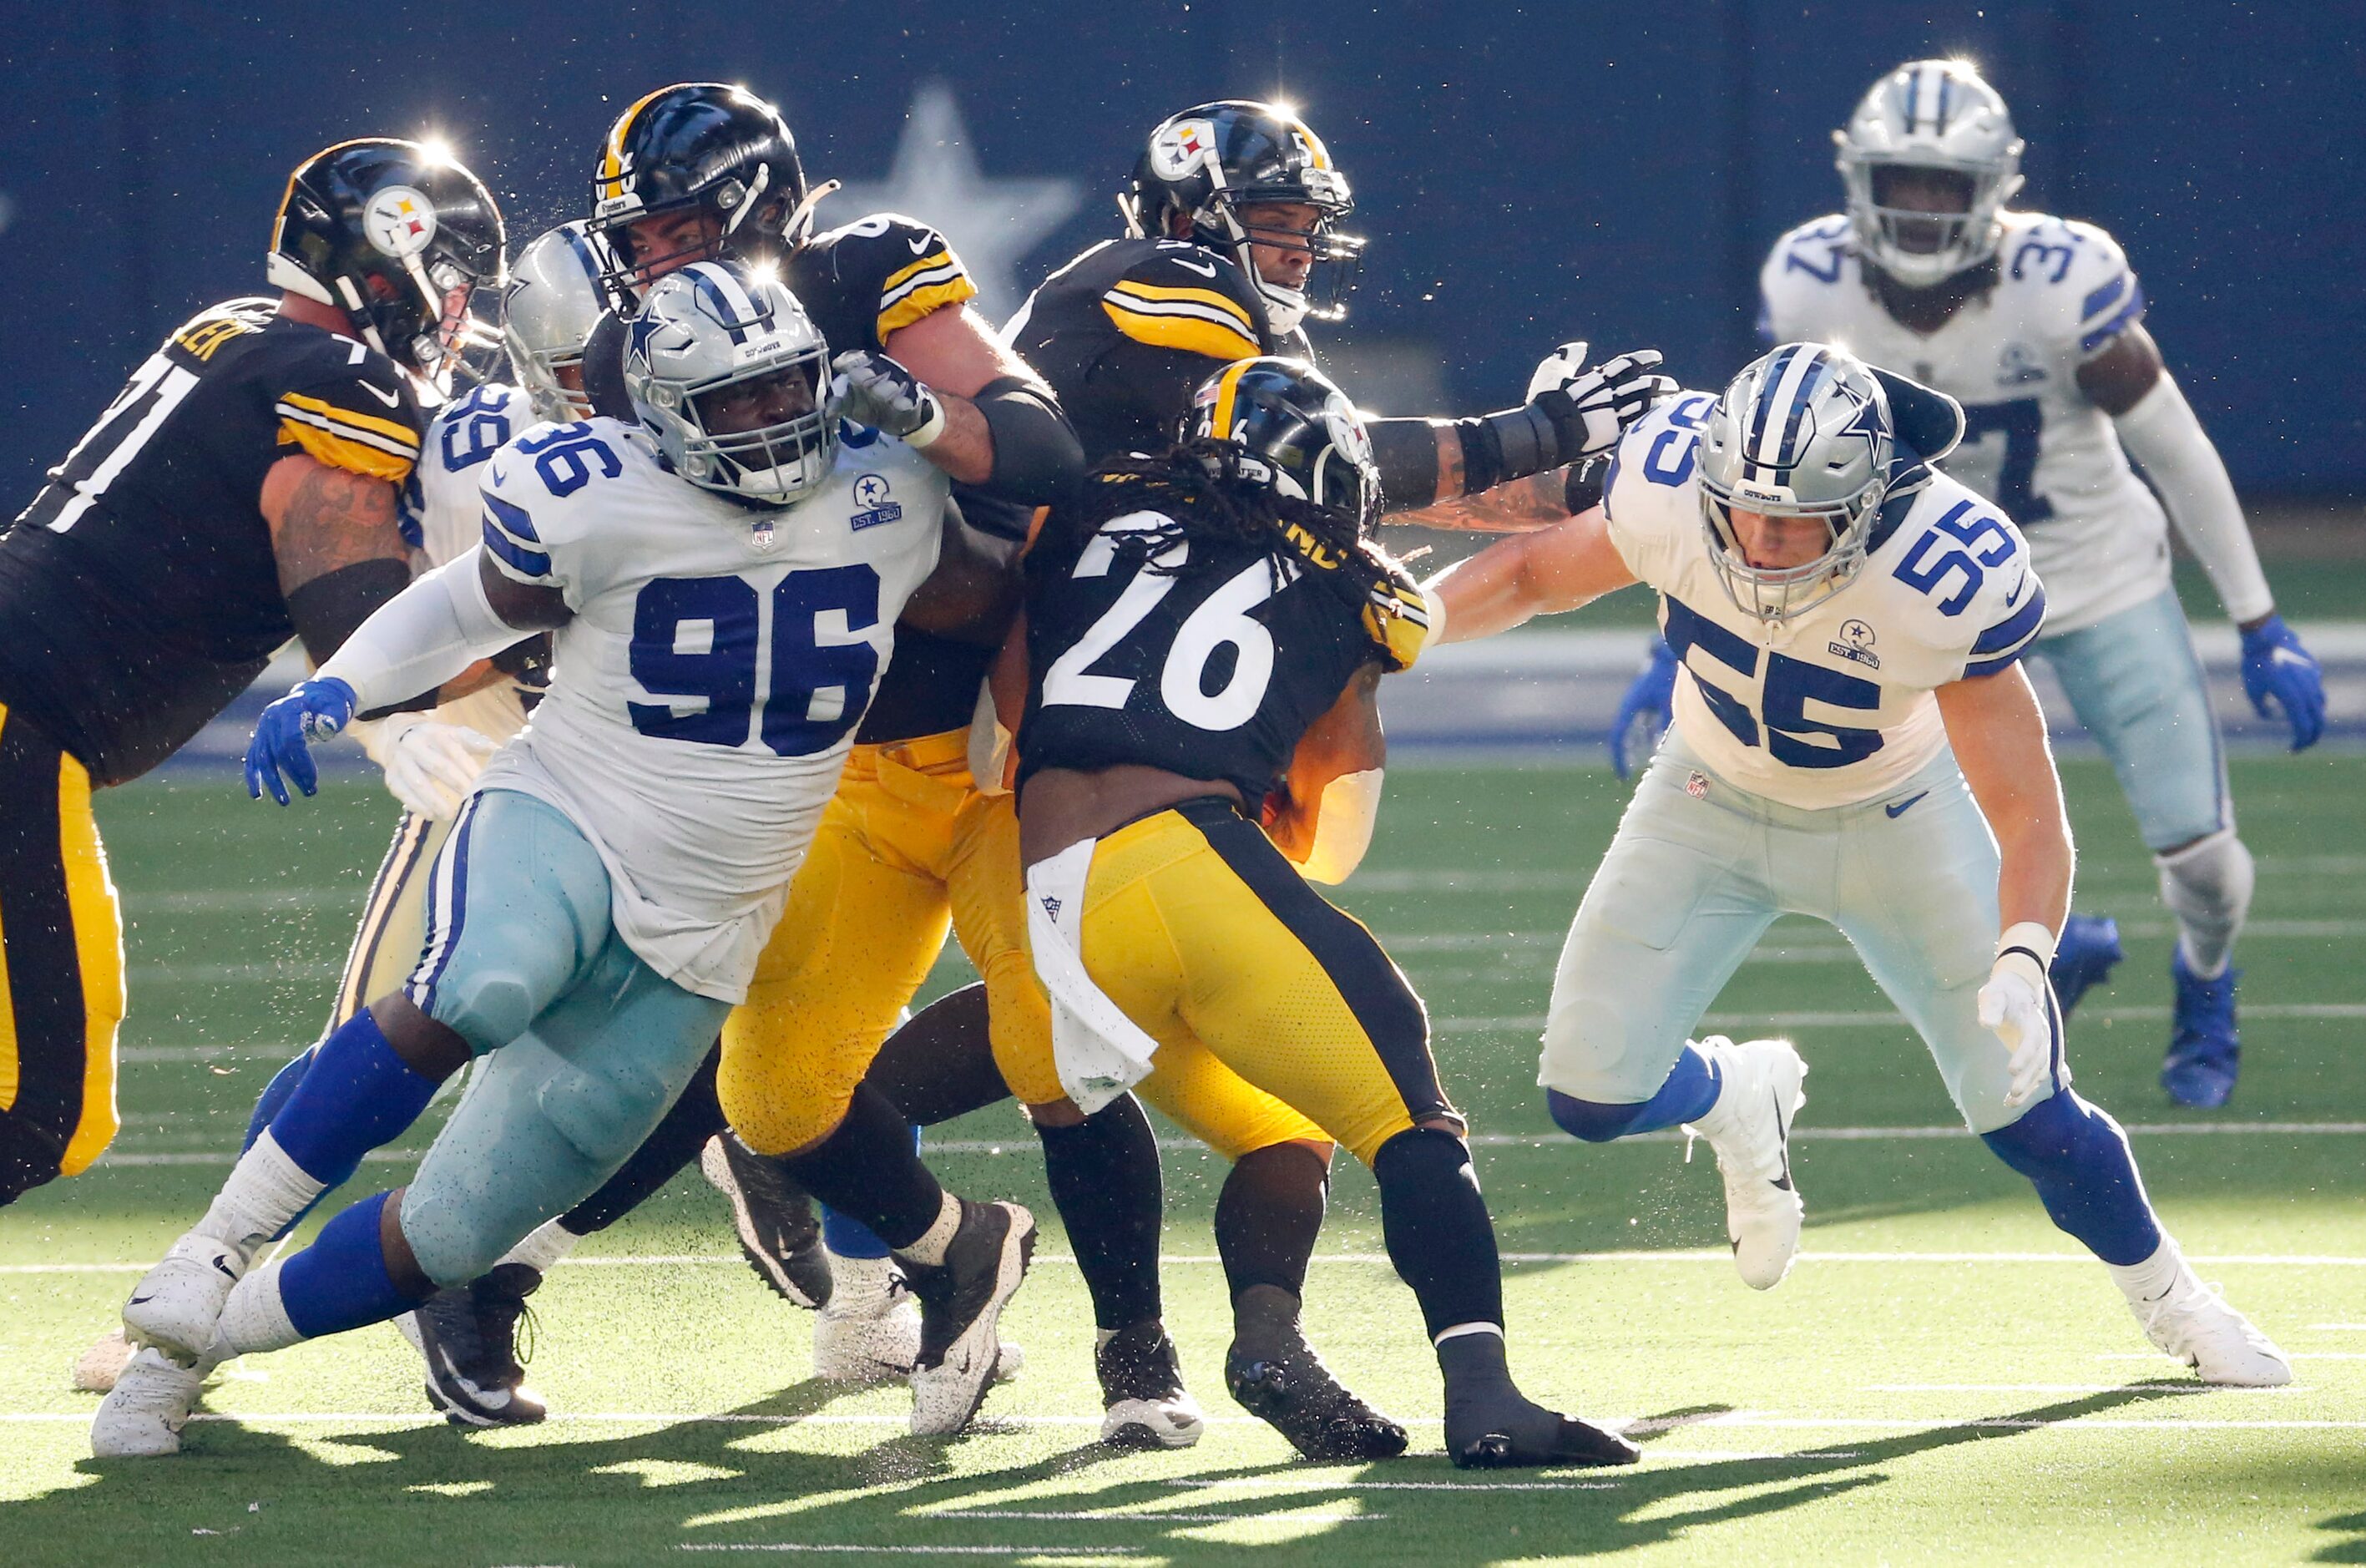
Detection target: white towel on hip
<box><xmin>1024</xmin><ymin>838</ymin><xmax>1163</xmax><ymax>1114</ymax></box>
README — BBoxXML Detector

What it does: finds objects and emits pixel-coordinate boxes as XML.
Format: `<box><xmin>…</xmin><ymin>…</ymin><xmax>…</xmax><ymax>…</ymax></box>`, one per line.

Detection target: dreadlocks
<box><xmin>1033</xmin><ymin>439</ymin><xmax>1415</xmax><ymax>645</ymax></box>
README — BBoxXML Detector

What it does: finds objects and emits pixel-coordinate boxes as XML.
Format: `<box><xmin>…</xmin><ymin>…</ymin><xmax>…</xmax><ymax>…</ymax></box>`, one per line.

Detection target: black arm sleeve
<box><xmin>1369</xmin><ymin>407</ymin><xmax>1562</xmax><ymax>510</ymax></box>
<box><xmin>286</xmin><ymin>558</ymin><xmax>437</xmax><ymax>716</ymax></box>
<box><xmin>1366</xmin><ymin>417</ymin><xmax>1448</xmax><ymax>511</ymax></box>
<box><xmin>972</xmin><ymin>376</ymin><xmax>1084</xmax><ymax>507</ymax></box>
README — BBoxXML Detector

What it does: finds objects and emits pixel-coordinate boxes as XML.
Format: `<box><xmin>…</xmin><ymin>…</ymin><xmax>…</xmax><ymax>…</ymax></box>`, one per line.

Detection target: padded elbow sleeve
<box><xmin>973</xmin><ymin>377</ymin><xmax>1084</xmax><ymax>507</ymax></box>
<box><xmin>1366</xmin><ymin>417</ymin><xmax>1450</xmax><ymax>510</ymax></box>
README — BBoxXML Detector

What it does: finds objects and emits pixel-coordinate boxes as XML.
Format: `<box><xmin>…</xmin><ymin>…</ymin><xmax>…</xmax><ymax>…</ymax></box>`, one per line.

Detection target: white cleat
<box><xmin>89</xmin><ymin>1346</ymin><xmax>214</xmax><ymax>1458</ymax></box>
<box><xmin>73</xmin><ymin>1328</ymin><xmax>135</xmax><ymax>1393</ymax></box>
<box><xmin>1686</xmin><ymin>1036</ymin><xmax>1807</xmax><ymax>1291</ymax></box>
<box><xmin>812</xmin><ymin>1254</ymin><xmax>923</xmax><ymax>1385</ymax></box>
<box><xmin>2136</xmin><ymin>1271</ymin><xmax>2293</xmax><ymax>1387</ymax></box>
<box><xmin>905</xmin><ymin>1199</ymin><xmax>1036</xmax><ymax>1438</ymax></box>
<box><xmin>122</xmin><ymin>1232</ymin><xmax>246</xmax><ymax>1362</ymax></box>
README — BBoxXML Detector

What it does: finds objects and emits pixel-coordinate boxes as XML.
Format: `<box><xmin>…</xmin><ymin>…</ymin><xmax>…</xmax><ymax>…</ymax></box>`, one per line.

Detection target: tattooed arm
<box><xmin>1388</xmin><ymin>468</ymin><xmax>1578</xmax><ymax>534</ymax></box>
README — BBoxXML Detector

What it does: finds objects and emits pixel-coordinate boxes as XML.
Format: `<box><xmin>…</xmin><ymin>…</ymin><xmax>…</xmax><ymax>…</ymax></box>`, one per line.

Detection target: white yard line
<box><xmin>919</xmin><ymin>1510</ymin><xmax>1382</xmax><ymax>1525</ymax></box>
<box><xmin>1434</xmin><ymin>1004</ymin><xmax>2366</xmax><ymax>1034</ymax></box>
<box><xmin>680</xmin><ymin>1546</ymin><xmax>1147</xmax><ymax>1558</ymax></box>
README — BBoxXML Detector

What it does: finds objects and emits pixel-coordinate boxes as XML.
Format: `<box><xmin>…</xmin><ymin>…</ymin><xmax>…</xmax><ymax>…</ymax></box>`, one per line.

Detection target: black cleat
<box><xmin>1097</xmin><ymin>1322</ymin><xmax>1206</xmax><ymax>1449</ymax></box>
<box><xmin>1438</xmin><ymin>1331</ymin><xmax>1637</xmax><ymax>1469</ymax></box>
<box><xmin>701</xmin><ymin>1133</ymin><xmax>832</xmax><ymax>1309</ymax></box>
<box><xmin>396</xmin><ymin>1263</ymin><xmax>547</xmax><ymax>1428</ymax></box>
<box><xmin>1225</xmin><ymin>1333</ymin><xmax>1408</xmax><ymax>1460</ymax></box>
<box><xmin>901</xmin><ymin>1199</ymin><xmax>1035</xmax><ymax>1436</ymax></box>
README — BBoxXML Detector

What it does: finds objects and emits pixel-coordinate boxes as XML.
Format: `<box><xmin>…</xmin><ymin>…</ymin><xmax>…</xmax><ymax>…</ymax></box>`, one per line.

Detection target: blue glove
<box><xmin>2239</xmin><ymin>614</ymin><xmax>2325</xmax><ymax>751</ymax></box>
<box><xmin>1609</xmin><ymin>635</ymin><xmax>1679</xmax><ymax>781</ymax></box>
<box><xmin>246</xmin><ymin>676</ymin><xmax>358</xmax><ymax>805</ymax></box>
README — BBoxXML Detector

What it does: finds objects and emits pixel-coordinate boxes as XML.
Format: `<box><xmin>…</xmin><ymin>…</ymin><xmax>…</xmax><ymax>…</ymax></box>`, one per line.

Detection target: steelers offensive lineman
<box><xmin>1015</xmin><ymin>357</ymin><xmax>1638</xmax><ymax>1469</ymax></box>
<box><xmin>1752</xmin><ymin>60</ymin><xmax>2324</xmax><ymax>1108</ymax></box>
<box><xmin>1432</xmin><ymin>343</ymin><xmax>2289</xmax><ymax>1386</ymax></box>
<box><xmin>0</xmin><ymin>139</ymin><xmax>503</xmax><ymax>1206</ymax></box>
<box><xmin>97</xmin><ymin>262</ymin><xmax>1033</xmax><ymax>1456</ymax></box>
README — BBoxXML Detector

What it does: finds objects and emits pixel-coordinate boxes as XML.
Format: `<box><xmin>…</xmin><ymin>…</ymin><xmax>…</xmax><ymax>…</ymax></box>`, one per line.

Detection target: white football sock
<box><xmin>216</xmin><ymin>1259</ymin><xmax>304</xmax><ymax>1356</ymax></box>
<box><xmin>2106</xmin><ymin>1235</ymin><xmax>2187</xmax><ymax>1308</ymax></box>
<box><xmin>196</xmin><ymin>1131</ymin><xmax>326</xmax><ymax>1262</ymax></box>
<box><xmin>2156</xmin><ymin>831</ymin><xmax>2254</xmax><ymax>981</ymax></box>
<box><xmin>498</xmin><ymin>1217</ymin><xmax>582</xmax><ymax>1275</ymax></box>
<box><xmin>892</xmin><ymin>1191</ymin><xmax>963</xmax><ymax>1268</ymax></box>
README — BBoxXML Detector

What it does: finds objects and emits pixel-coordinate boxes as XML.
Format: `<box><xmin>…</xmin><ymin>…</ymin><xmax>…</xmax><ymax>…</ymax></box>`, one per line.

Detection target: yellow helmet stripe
<box><xmin>1207</xmin><ymin>358</ymin><xmax>1257</xmax><ymax>443</ymax></box>
<box><xmin>598</xmin><ymin>85</ymin><xmax>679</xmax><ymax>196</ymax></box>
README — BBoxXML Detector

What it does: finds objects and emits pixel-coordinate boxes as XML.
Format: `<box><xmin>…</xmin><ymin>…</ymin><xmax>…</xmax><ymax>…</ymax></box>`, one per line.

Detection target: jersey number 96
<box><xmin>627</xmin><ymin>565</ymin><xmax>882</xmax><ymax>756</ymax></box>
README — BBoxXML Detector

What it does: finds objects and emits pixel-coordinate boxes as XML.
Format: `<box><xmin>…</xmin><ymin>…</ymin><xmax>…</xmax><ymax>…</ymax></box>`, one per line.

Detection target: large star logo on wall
<box><xmin>822</xmin><ymin>83</ymin><xmax>1086</xmax><ymax>326</ymax></box>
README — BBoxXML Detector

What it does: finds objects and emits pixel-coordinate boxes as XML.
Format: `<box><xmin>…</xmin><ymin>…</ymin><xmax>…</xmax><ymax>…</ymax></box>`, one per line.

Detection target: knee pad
<box><xmin>422</xmin><ymin>955</ymin><xmax>544</xmax><ymax>1055</ymax></box>
<box><xmin>1371</xmin><ymin>1124</ymin><xmax>1476</xmax><ymax>1188</ymax></box>
<box><xmin>2156</xmin><ymin>830</ymin><xmax>2254</xmax><ymax>937</ymax></box>
<box><xmin>1545</xmin><ymin>1090</ymin><xmax>1649</xmax><ymax>1144</ymax></box>
<box><xmin>536</xmin><ymin>1054</ymin><xmax>675</xmax><ymax>1167</ymax></box>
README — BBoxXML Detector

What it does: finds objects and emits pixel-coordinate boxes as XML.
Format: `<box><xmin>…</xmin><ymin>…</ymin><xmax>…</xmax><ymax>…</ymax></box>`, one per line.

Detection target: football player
<box><xmin>1661</xmin><ymin>59</ymin><xmax>2316</xmax><ymax>1107</ymax></box>
<box><xmin>1015</xmin><ymin>357</ymin><xmax>1640</xmax><ymax>1469</ymax></box>
<box><xmin>0</xmin><ymin>139</ymin><xmax>502</xmax><ymax>1208</ymax></box>
<box><xmin>1429</xmin><ymin>342</ymin><xmax>2290</xmax><ymax>1386</ymax></box>
<box><xmin>95</xmin><ymin>261</ymin><xmax>1034</xmax><ymax>1457</ymax></box>
<box><xmin>822</xmin><ymin>100</ymin><xmax>1671</xmax><ymax>1456</ymax></box>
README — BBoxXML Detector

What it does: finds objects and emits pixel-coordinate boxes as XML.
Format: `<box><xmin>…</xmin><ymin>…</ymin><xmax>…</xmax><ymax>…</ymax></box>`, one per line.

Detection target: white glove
<box><xmin>829</xmin><ymin>349</ymin><xmax>948</xmax><ymax>448</ymax></box>
<box><xmin>355</xmin><ymin>712</ymin><xmax>500</xmax><ymax>822</ymax></box>
<box><xmin>1977</xmin><ymin>923</ymin><xmax>2060</xmax><ymax>1110</ymax></box>
<box><xmin>1524</xmin><ymin>341</ymin><xmax>1679</xmax><ymax>464</ymax></box>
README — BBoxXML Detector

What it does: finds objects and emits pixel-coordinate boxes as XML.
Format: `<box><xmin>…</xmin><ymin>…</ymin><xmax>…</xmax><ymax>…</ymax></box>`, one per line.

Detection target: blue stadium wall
<box><xmin>7</xmin><ymin>1</ymin><xmax>2362</xmax><ymax>503</ymax></box>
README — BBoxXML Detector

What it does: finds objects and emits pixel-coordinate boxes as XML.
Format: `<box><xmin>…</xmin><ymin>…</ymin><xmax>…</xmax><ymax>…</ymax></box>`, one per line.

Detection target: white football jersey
<box><xmin>1760</xmin><ymin>210</ymin><xmax>2157</xmax><ymax>634</ymax></box>
<box><xmin>400</xmin><ymin>382</ymin><xmax>539</xmax><ymax>742</ymax></box>
<box><xmin>1605</xmin><ymin>392</ymin><xmax>2046</xmax><ymax>810</ymax></box>
<box><xmin>473</xmin><ymin>417</ymin><xmax>947</xmax><ymax>1001</ymax></box>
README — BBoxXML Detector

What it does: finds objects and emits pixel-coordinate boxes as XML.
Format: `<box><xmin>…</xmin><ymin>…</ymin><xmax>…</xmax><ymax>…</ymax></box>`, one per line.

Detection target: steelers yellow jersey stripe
<box><xmin>1107</xmin><ymin>278</ymin><xmax>1257</xmax><ymax>335</ymax></box>
<box><xmin>877</xmin><ymin>276</ymin><xmax>978</xmax><ymax>340</ymax></box>
<box><xmin>277</xmin><ymin>391</ymin><xmax>419</xmax><ymax>449</ymax></box>
<box><xmin>882</xmin><ymin>250</ymin><xmax>968</xmax><ymax>296</ymax></box>
<box><xmin>1101</xmin><ymin>299</ymin><xmax>1261</xmax><ymax>364</ymax></box>
<box><xmin>276</xmin><ymin>420</ymin><xmax>417</xmax><ymax>483</ymax></box>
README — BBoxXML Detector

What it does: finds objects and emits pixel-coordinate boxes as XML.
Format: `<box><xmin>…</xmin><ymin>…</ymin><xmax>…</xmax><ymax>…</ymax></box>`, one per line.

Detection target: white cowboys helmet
<box><xmin>502</xmin><ymin>223</ymin><xmax>610</xmax><ymax>424</ymax></box>
<box><xmin>1698</xmin><ymin>342</ymin><xmax>1963</xmax><ymax>625</ymax></box>
<box><xmin>623</xmin><ymin>260</ymin><xmax>837</xmax><ymax>506</ymax></box>
<box><xmin>1835</xmin><ymin>59</ymin><xmax>2025</xmax><ymax>287</ymax></box>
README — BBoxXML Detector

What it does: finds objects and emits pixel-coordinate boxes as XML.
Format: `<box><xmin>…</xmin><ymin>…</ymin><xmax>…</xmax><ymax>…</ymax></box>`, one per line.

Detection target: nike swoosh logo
<box><xmin>357</xmin><ymin>382</ymin><xmax>403</xmax><ymax>408</ymax></box>
<box><xmin>2005</xmin><ymin>574</ymin><xmax>2026</xmax><ymax>609</ymax></box>
<box><xmin>1884</xmin><ymin>792</ymin><xmax>1929</xmax><ymax>818</ymax></box>
<box><xmin>908</xmin><ymin>235</ymin><xmax>932</xmax><ymax>255</ymax></box>
<box><xmin>1170</xmin><ymin>257</ymin><xmax>1218</xmax><ymax>278</ymax></box>
<box><xmin>211</xmin><ymin>1257</ymin><xmax>237</xmax><ymax>1281</ymax></box>
<box><xmin>128</xmin><ymin>1294</ymin><xmax>154</xmax><ymax>1307</ymax></box>
<box><xmin>1769</xmin><ymin>1087</ymin><xmax>1793</xmax><ymax>1191</ymax></box>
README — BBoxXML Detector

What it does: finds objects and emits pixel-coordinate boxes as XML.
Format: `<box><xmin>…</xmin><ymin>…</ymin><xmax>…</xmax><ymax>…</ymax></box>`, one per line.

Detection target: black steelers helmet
<box><xmin>1125</xmin><ymin>101</ymin><xmax>1363</xmax><ymax>332</ymax></box>
<box><xmin>1187</xmin><ymin>357</ymin><xmax>1380</xmax><ymax>533</ymax></box>
<box><xmin>268</xmin><ymin>139</ymin><xmax>505</xmax><ymax>387</ymax></box>
<box><xmin>588</xmin><ymin>83</ymin><xmax>814</xmax><ymax>304</ymax></box>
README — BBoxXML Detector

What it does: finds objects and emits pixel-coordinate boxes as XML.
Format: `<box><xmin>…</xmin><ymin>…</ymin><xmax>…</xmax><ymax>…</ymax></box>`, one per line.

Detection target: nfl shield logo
<box><xmin>751</xmin><ymin>518</ymin><xmax>776</xmax><ymax>551</ymax></box>
<box><xmin>1686</xmin><ymin>771</ymin><xmax>1710</xmax><ymax>800</ymax></box>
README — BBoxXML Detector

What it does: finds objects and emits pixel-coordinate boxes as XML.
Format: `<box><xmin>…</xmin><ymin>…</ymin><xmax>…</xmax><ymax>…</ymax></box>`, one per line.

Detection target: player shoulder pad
<box><xmin>1600</xmin><ymin>389</ymin><xmax>1716</xmax><ymax>588</ymax></box>
<box><xmin>1100</xmin><ymin>239</ymin><xmax>1266</xmax><ymax>362</ymax></box>
<box><xmin>402</xmin><ymin>382</ymin><xmax>533</xmax><ymax>554</ymax></box>
<box><xmin>1357</xmin><ymin>558</ymin><xmax>1435</xmax><ymax>673</ymax></box>
<box><xmin>475</xmin><ymin>416</ymin><xmax>644</xmax><ymax>588</ymax></box>
<box><xmin>272</xmin><ymin>327</ymin><xmax>425</xmax><ymax>484</ymax></box>
<box><xmin>803</xmin><ymin>210</ymin><xmax>979</xmax><ymax>343</ymax></box>
<box><xmin>1891</xmin><ymin>471</ymin><xmax>2047</xmax><ymax>677</ymax></box>
<box><xmin>1999</xmin><ymin>212</ymin><xmax>2145</xmax><ymax>360</ymax></box>
<box><xmin>1759</xmin><ymin>214</ymin><xmax>1858</xmax><ymax>335</ymax></box>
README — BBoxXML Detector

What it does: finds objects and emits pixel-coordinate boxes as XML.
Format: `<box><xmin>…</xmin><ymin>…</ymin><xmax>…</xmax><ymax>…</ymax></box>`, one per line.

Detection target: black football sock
<box><xmin>779</xmin><ymin>1083</ymin><xmax>944</xmax><ymax>1250</ymax></box>
<box><xmin>864</xmin><ymin>983</ymin><xmax>1014</xmax><ymax>1127</ymax></box>
<box><xmin>558</xmin><ymin>1044</ymin><xmax>729</xmax><ymax>1235</ymax></box>
<box><xmin>1215</xmin><ymin>1141</ymin><xmax>1330</xmax><ymax>1308</ymax></box>
<box><xmin>1036</xmin><ymin>1095</ymin><xmax>1164</xmax><ymax>1332</ymax></box>
<box><xmin>1370</xmin><ymin>1127</ymin><xmax>1505</xmax><ymax>1341</ymax></box>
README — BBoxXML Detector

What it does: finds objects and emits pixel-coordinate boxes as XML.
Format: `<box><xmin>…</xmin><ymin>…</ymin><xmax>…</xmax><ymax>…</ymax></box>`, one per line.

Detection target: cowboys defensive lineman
<box><xmin>1752</xmin><ymin>60</ymin><xmax>2327</xmax><ymax>1107</ymax></box>
<box><xmin>97</xmin><ymin>261</ymin><xmax>1032</xmax><ymax>1455</ymax></box>
<box><xmin>1433</xmin><ymin>344</ymin><xmax>2289</xmax><ymax>1387</ymax></box>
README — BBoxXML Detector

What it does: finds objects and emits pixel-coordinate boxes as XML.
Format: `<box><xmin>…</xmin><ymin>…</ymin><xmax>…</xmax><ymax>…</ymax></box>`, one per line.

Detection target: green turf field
<box><xmin>3</xmin><ymin>754</ymin><xmax>2362</xmax><ymax>1565</ymax></box>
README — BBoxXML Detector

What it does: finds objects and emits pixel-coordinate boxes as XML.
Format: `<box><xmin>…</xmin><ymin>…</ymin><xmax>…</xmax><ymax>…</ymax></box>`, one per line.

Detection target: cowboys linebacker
<box><xmin>1433</xmin><ymin>342</ymin><xmax>2289</xmax><ymax>1388</ymax></box>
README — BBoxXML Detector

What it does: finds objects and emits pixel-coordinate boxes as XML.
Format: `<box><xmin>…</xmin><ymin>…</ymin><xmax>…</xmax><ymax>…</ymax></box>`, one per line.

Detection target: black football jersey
<box><xmin>1018</xmin><ymin>495</ymin><xmax>1430</xmax><ymax>803</ymax></box>
<box><xmin>1005</xmin><ymin>238</ymin><xmax>1303</xmax><ymax>465</ymax></box>
<box><xmin>0</xmin><ymin>299</ymin><xmax>424</xmax><ymax>785</ymax></box>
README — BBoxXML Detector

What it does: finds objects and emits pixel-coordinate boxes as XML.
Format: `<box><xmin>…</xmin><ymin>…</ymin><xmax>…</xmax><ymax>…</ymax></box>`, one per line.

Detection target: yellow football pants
<box><xmin>716</xmin><ymin>729</ymin><xmax>1326</xmax><ymax>1161</ymax></box>
<box><xmin>1053</xmin><ymin>797</ymin><xmax>1457</xmax><ymax>1168</ymax></box>
<box><xmin>326</xmin><ymin>810</ymin><xmax>450</xmax><ymax>1033</ymax></box>
<box><xmin>0</xmin><ymin>703</ymin><xmax>125</xmax><ymax>1202</ymax></box>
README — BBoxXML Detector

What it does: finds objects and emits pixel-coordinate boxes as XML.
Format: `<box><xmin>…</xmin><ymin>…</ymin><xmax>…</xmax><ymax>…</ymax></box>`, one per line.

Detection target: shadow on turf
<box><xmin>27</xmin><ymin>1380</ymin><xmax>2223</xmax><ymax>1563</ymax></box>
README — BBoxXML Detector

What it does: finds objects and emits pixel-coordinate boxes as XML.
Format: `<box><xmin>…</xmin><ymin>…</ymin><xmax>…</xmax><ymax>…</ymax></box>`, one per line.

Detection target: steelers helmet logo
<box><xmin>1150</xmin><ymin>119</ymin><xmax>1219</xmax><ymax>180</ymax></box>
<box><xmin>363</xmin><ymin>185</ymin><xmax>438</xmax><ymax>259</ymax></box>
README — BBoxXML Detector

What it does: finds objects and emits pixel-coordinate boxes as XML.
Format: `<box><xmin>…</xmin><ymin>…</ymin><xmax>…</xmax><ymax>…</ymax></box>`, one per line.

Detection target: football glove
<box><xmin>246</xmin><ymin>676</ymin><xmax>358</xmax><ymax>806</ymax></box>
<box><xmin>1524</xmin><ymin>342</ymin><xmax>1677</xmax><ymax>465</ymax></box>
<box><xmin>1977</xmin><ymin>923</ymin><xmax>2060</xmax><ymax>1110</ymax></box>
<box><xmin>2239</xmin><ymin>613</ymin><xmax>2325</xmax><ymax>751</ymax></box>
<box><xmin>830</xmin><ymin>350</ymin><xmax>948</xmax><ymax>448</ymax></box>
<box><xmin>356</xmin><ymin>712</ymin><xmax>499</xmax><ymax>822</ymax></box>
<box><xmin>1610</xmin><ymin>635</ymin><xmax>1678</xmax><ymax>781</ymax></box>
